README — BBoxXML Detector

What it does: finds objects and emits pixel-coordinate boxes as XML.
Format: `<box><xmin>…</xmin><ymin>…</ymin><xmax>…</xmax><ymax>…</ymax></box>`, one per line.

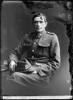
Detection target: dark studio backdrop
<box><xmin>1</xmin><ymin>1</ymin><xmax>71</xmax><ymax>96</ymax></box>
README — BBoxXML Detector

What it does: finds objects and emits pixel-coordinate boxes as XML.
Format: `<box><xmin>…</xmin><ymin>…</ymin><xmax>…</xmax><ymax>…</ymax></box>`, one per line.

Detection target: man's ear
<box><xmin>45</xmin><ymin>21</ymin><xmax>48</xmax><ymax>27</ymax></box>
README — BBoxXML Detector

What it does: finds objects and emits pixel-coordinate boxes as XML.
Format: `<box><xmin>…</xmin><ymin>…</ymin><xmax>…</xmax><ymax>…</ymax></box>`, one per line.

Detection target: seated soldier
<box><xmin>8</xmin><ymin>12</ymin><xmax>61</xmax><ymax>86</ymax></box>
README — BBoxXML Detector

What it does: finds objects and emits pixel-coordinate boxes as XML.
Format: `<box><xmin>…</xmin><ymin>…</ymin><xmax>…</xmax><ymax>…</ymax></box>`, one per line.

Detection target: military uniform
<box><xmin>9</xmin><ymin>31</ymin><xmax>60</xmax><ymax>86</ymax></box>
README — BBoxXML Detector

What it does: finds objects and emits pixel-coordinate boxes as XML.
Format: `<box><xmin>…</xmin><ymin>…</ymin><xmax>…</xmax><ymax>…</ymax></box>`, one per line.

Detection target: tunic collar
<box><xmin>36</xmin><ymin>30</ymin><xmax>47</xmax><ymax>39</ymax></box>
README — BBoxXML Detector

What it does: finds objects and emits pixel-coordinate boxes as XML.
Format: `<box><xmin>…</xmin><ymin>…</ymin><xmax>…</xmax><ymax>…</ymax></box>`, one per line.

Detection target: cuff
<box><xmin>9</xmin><ymin>53</ymin><xmax>18</xmax><ymax>63</ymax></box>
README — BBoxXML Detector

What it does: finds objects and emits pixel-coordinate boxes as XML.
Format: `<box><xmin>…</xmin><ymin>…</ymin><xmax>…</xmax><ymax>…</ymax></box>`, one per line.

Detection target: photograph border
<box><xmin>0</xmin><ymin>0</ymin><xmax>73</xmax><ymax>99</ymax></box>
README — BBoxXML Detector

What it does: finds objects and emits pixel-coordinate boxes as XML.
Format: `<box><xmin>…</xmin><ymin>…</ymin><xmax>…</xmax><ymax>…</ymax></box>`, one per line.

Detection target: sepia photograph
<box><xmin>1</xmin><ymin>0</ymin><xmax>73</xmax><ymax>99</ymax></box>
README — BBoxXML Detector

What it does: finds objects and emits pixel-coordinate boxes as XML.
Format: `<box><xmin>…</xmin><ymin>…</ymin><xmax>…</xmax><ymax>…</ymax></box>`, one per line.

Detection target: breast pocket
<box><xmin>37</xmin><ymin>45</ymin><xmax>50</xmax><ymax>57</ymax></box>
<box><xmin>38</xmin><ymin>38</ymin><xmax>50</xmax><ymax>47</ymax></box>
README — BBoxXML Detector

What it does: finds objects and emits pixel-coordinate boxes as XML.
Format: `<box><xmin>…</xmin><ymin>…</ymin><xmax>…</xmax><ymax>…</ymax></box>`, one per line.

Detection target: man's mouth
<box><xmin>36</xmin><ymin>27</ymin><xmax>41</xmax><ymax>30</ymax></box>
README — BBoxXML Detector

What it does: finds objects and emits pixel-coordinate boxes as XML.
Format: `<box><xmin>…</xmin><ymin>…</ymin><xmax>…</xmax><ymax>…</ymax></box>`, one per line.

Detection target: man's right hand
<box><xmin>9</xmin><ymin>60</ymin><xmax>17</xmax><ymax>72</ymax></box>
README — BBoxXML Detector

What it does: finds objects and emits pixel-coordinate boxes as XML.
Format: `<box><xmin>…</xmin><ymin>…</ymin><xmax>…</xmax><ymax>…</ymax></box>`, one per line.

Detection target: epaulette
<box><xmin>47</xmin><ymin>31</ymin><xmax>55</xmax><ymax>35</ymax></box>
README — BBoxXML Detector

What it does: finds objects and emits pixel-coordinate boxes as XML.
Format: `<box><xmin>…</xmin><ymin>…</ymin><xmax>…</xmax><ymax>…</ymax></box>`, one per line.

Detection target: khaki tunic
<box><xmin>9</xmin><ymin>31</ymin><xmax>60</xmax><ymax>86</ymax></box>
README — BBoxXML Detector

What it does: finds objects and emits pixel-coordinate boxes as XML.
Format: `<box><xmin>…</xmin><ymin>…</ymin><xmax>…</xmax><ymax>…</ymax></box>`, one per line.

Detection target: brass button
<box><xmin>32</xmin><ymin>49</ymin><xmax>34</xmax><ymax>52</ymax></box>
<box><xmin>32</xmin><ymin>56</ymin><xmax>34</xmax><ymax>58</ymax></box>
<box><xmin>34</xmin><ymin>42</ymin><xmax>36</xmax><ymax>45</ymax></box>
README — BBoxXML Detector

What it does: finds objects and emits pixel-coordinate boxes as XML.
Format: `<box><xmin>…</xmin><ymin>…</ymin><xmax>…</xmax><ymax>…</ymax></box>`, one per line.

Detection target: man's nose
<box><xmin>36</xmin><ymin>22</ymin><xmax>40</xmax><ymax>26</ymax></box>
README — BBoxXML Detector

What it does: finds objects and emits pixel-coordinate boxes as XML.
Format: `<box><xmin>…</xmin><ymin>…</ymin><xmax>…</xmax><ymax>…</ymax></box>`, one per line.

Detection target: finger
<box><xmin>9</xmin><ymin>64</ymin><xmax>14</xmax><ymax>71</ymax></box>
<box><xmin>13</xmin><ymin>65</ymin><xmax>16</xmax><ymax>71</ymax></box>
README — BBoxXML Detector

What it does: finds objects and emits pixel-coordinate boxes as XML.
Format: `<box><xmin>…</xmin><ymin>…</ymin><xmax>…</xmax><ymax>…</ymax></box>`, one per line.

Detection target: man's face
<box><xmin>33</xmin><ymin>16</ymin><xmax>47</xmax><ymax>32</ymax></box>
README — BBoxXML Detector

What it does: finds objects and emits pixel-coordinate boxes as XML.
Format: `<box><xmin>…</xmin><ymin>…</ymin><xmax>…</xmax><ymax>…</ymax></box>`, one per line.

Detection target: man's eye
<box><xmin>34</xmin><ymin>21</ymin><xmax>37</xmax><ymax>23</ymax></box>
<box><xmin>39</xmin><ymin>21</ymin><xmax>43</xmax><ymax>23</ymax></box>
<box><xmin>34</xmin><ymin>21</ymin><xmax>43</xmax><ymax>23</ymax></box>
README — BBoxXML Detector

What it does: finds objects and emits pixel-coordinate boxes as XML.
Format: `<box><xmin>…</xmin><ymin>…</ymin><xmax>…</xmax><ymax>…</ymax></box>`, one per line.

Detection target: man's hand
<box><xmin>9</xmin><ymin>60</ymin><xmax>17</xmax><ymax>72</ymax></box>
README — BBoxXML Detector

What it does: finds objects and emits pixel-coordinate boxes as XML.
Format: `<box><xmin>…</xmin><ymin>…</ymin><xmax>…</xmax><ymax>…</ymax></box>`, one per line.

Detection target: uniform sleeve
<box><xmin>50</xmin><ymin>34</ymin><xmax>60</xmax><ymax>70</ymax></box>
<box><xmin>9</xmin><ymin>37</ymin><xmax>26</xmax><ymax>62</ymax></box>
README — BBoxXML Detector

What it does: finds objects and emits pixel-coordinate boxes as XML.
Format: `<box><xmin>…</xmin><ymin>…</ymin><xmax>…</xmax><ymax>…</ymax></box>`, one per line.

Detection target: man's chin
<box><xmin>35</xmin><ymin>30</ymin><xmax>42</xmax><ymax>32</ymax></box>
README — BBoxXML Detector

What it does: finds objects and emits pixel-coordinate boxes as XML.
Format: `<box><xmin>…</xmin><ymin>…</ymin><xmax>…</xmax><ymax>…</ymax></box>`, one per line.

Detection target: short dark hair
<box><xmin>32</xmin><ymin>12</ymin><xmax>47</xmax><ymax>22</ymax></box>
